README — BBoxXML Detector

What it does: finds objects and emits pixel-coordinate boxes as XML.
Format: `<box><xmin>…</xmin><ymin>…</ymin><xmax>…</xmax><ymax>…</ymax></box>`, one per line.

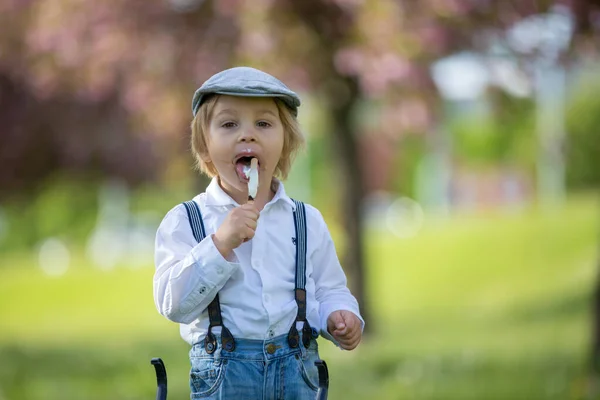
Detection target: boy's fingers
<box><xmin>333</xmin><ymin>322</ymin><xmax>347</xmax><ymax>335</ymax></box>
<box><xmin>334</xmin><ymin>327</ymin><xmax>348</xmax><ymax>336</ymax></box>
<box><xmin>340</xmin><ymin>325</ymin><xmax>362</xmax><ymax>343</ymax></box>
<box><xmin>245</xmin><ymin>217</ymin><xmax>258</xmax><ymax>230</ymax></box>
<box><xmin>345</xmin><ymin>336</ymin><xmax>361</xmax><ymax>350</ymax></box>
<box><xmin>240</xmin><ymin>203</ymin><xmax>260</xmax><ymax>216</ymax></box>
<box><xmin>334</xmin><ymin>323</ymin><xmax>354</xmax><ymax>338</ymax></box>
<box><xmin>242</xmin><ymin>227</ymin><xmax>255</xmax><ymax>240</ymax></box>
<box><xmin>242</xmin><ymin>211</ymin><xmax>259</xmax><ymax>221</ymax></box>
<box><xmin>347</xmin><ymin>329</ymin><xmax>361</xmax><ymax>344</ymax></box>
<box><xmin>336</xmin><ymin>326</ymin><xmax>357</xmax><ymax>340</ymax></box>
<box><xmin>330</xmin><ymin>311</ymin><xmax>343</xmax><ymax>323</ymax></box>
<box><xmin>339</xmin><ymin>330</ymin><xmax>361</xmax><ymax>348</ymax></box>
<box><xmin>339</xmin><ymin>338</ymin><xmax>357</xmax><ymax>350</ymax></box>
<box><xmin>332</xmin><ymin>311</ymin><xmax>359</xmax><ymax>338</ymax></box>
<box><xmin>328</xmin><ymin>311</ymin><xmax>346</xmax><ymax>332</ymax></box>
<box><xmin>342</xmin><ymin>311</ymin><xmax>361</xmax><ymax>328</ymax></box>
<box><xmin>342</xmin><ymin>313</ymin><xmax>356</xmax><ymax>330</ymax></box>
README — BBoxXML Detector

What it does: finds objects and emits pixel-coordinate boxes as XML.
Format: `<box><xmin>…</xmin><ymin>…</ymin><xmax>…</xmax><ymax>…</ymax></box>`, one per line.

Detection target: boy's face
<box><xmin>204</xmin><ymin>95</ymin><xmax>284</xmax><ymax>195</ymax></box>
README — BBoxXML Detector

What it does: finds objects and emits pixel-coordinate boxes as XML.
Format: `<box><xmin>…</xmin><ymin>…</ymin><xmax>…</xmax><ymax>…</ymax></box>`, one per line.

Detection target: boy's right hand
<box><xmin>213</xmin><ymin>204</ymin><xmax>259</xmax><ymax>258</ymax></box>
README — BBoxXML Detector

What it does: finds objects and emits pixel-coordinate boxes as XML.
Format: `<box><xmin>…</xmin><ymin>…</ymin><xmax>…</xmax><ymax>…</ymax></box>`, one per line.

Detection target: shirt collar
<box><xmin>204</xmin><ymin>176</ymin><xmax>296</xmax><ymax>210</ymax></box>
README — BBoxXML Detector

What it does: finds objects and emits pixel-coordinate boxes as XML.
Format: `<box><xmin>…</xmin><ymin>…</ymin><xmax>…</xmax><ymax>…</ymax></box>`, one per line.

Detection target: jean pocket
<box><xmin>295</xmin><ymin>351</ymin><xmax>319</xmax><ymax>392</ymax></box>
<box><xmin>190</xmin><ymin>357</ymin><xmax>227</xmax><ymax>398</ymax></box>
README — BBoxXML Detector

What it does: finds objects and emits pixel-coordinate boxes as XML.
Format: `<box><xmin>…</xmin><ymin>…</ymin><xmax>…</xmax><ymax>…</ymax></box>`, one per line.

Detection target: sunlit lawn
<box><xmin>0</xmin><ymin>193</ymin><xmax>598</xmax><ymax>399</ymax></box>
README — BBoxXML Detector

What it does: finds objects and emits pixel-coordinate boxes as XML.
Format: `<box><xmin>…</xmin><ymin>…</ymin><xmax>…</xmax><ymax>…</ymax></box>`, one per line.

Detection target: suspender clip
<box><xmin>205</xmin><ymin>330</ymin><xmax>217</xmax><ymax>354</ymax></box>
<box><xmin>302</xmin><ymin>321</ymin><xmax>313</xmax><ymax>348</ymax></box>
<box><xmin>288</xmin><ymin>324</ymin><xmax>300</xmax><ymax>348</ymax></box>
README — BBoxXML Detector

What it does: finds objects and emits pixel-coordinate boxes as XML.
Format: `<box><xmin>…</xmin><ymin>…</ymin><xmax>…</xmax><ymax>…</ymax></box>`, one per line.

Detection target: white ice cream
<box><xmin>243</xmin><ymin>158</ymin><xmax>259</xmax><ymax>200</ymax></box>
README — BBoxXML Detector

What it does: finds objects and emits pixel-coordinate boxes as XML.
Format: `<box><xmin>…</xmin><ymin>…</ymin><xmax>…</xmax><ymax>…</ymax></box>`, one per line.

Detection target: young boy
<box><xmin>154</xmin><ymin>67</ymin><xmax>364</xmax><ymax>399</ymax></box>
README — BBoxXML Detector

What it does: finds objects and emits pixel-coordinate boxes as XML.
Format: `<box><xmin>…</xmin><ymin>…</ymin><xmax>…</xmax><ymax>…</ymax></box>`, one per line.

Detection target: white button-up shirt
<box><xmin>153</xmin><ymin>178</ymin><xmax>364</xmax><ymax>346</ymax></box>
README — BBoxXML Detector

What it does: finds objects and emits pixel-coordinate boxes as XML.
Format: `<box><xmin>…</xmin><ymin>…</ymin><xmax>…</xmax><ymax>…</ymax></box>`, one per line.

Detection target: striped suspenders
<box><xmin>182</xmin><ymin>199</ymin><xmax>313</xmax><ymax>352</ymax></box>
<box><xmin>288</xmin><ymin>199</ymin><xmax>314</xmax><ymax>349</ymax></box>
<box><xmin>182</xmin><ymin>201</ymin><xmax>235</xmax><ymax>354</ymax></box>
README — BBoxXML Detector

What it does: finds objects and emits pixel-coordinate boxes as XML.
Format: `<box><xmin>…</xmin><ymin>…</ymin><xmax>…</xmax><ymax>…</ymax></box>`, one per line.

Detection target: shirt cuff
<box><xmin>191</xmin><ymin>235</ymin><xmax>239</xmax><ymax>282</ymax></box>
<box><xmin>178</xmin><ymin>235</ymin><xmax>239</xmax><ymax>314</ymax></box>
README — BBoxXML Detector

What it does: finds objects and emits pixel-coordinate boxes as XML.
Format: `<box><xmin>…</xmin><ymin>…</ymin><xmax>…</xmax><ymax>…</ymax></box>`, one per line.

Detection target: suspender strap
<box><xmin>288</xmin><ymin>200</ymin><xmax>313</xmax><ymax>349</ymax></box>
<box><xmin>182</xmin><ymin>201</ymin><xmax>235</xmax><ymax>353</ymax></box>
<box><xmin>294</xmin><ymin>199</ymin><xmax>307</xmax><ymax>290</ymax></box>
<box><xmin>182</xmin><ymin>199</ymin><xmax>312</xmax><ymax>351</ymax></box>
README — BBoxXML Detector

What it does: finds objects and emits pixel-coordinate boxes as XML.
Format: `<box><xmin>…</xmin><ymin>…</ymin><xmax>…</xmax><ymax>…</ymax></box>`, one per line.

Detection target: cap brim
<box><xmin>193</xmin><ymin>91</ymin><xmax>299</xmax><ymax>117</ymax></box>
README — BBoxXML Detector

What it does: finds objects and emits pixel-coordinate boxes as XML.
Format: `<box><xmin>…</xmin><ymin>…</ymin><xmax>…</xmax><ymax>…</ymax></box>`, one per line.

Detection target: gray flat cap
<box><xmin>192</xmin><ymin>66</ymin><xmax>301</xmax><ymax>117</ymax></box>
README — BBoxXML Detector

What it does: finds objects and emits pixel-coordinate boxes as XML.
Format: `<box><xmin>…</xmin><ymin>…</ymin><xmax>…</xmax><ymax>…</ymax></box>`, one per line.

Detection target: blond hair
<box><xmin>190</xmin><ymin>95</ymin><xmax>305</xmax><ymax>180</ymax></box>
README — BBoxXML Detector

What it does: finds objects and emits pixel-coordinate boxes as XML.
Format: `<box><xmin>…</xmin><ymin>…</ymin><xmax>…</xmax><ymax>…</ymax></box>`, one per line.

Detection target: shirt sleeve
<box><xmin>308</xmin><ymin>206</ymin><xmax>365</xmax><ymax>347</ymax></box>
<box><xmin>153</xmin><ymin>204</ymin><xmax>240</xmax><ymax>324</ymax></box>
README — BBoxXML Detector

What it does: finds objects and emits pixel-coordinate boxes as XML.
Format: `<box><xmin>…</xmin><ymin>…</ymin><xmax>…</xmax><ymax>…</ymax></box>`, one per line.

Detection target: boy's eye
<box><xmin>257</xmin><ymin>121</ymin><xmax>271</xmax><ymax>128</ymax></box>
<box><xmin>221</xmin><ymin>122</ymin><xmax>237</xmax><ymax>128</ymax></box>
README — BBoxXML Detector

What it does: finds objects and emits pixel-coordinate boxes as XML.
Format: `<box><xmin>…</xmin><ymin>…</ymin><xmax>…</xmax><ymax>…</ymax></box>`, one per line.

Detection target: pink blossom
<box><xmin>122</xmin><ymin>80</ymin><xmax>154</xmax><ymax>113</ymax></box>
<box><xmin>334</xmin><ymin>47</ymin><xmax>364</xmax><ymax>76</ymax></box>
<box><xmin>28</xmin><ymin>62</ymin><xmax>59</xmax><ymax>100</ymax></box>
<box><xmin>240</xmin><ymin>31</ymin><xmax>274</xmax><ymax>57</ymax></box>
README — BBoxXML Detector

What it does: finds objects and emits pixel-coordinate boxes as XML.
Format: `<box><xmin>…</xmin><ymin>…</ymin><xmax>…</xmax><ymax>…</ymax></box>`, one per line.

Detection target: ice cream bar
<box><xmin>243</xmin><ymin>158</ymin><xmax>259</xmax><ymax>201</ymax></box>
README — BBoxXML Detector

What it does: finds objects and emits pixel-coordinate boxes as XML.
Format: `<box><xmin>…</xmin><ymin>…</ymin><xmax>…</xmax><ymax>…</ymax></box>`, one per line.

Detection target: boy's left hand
<box><xmin>327</xmin><ymin>310</ymin><xmax>362</xmax><ymax>350</ymax></box>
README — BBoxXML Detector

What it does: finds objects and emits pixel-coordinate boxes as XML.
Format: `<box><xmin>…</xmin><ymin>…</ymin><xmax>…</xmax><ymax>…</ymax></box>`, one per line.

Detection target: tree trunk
<box><xmin>285</xmin><ymin>0</ymin><xmax>370</xmax><ymax>331</ymax></box>
<box><xmin>326</xmin><ymin>76</ymin><xmax>370</xmax><ymax>331</ymax></box>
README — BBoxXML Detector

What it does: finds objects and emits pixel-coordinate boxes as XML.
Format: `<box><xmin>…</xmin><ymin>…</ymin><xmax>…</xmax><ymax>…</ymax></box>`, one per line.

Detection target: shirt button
<box><xmin>216</xmin><ymin>266</ymin><xmax>224</xmax><ymax>274</ymax></box>
<box><xmin>269</xmin><ymin>330</ymin><xmax>274</xmax><ymax>338</ymax></box>
<box><xmin>264</xmin><ymin>294</ymin><xmax>270</xmax><ymax>303</ymax></box>
<box><xmin>199</xmin><ymin>286</ymin><xmax>206</xmax><ymax>294</ymax></box>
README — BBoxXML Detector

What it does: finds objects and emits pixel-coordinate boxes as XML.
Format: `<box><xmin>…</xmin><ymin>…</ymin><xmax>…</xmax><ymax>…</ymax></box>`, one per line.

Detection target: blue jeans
<box><xmin>189</xmin><ymin>333</ymin><xmax>320</xmax><ymax>399</ymax></box>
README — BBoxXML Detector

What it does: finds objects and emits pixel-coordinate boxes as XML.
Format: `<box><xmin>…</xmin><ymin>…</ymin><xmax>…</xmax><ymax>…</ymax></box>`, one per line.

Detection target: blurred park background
<box><xmin>0</xmin><ymin>0</ymin><xmax>599</xmax><ymax>399</ymax></box>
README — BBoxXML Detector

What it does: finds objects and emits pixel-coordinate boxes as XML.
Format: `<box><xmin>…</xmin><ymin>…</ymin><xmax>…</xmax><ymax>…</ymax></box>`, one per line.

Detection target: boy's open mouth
<box><xmin>234</xmin><ymin>156</ymin><xmax>259</xmax><ymax>182</ymax></box>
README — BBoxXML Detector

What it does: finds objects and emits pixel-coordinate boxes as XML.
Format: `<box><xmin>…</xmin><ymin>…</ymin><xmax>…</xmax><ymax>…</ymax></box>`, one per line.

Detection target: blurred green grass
<box><xmin>0</xmin><ymin>193</ymin><xmax>598</xmax><ymax>399</ymax></box>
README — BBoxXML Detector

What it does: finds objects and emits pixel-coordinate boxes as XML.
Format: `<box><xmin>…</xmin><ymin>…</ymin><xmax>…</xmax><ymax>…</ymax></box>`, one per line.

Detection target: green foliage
<box><xmin>0</xmin><ymin>175</ymin><xmax>194</xmax><ymax>256</ymax></box>
<box><xmin>448</xmin><ymin>91</ymin><xmax>537</xmax><ymax>168</ymax></box>
<box><xmin>392</xmin><ymin>134</ymin><xmax>427</xmax><ymax>198</ymax></box>
<box><xmin>0</xmin><ymin>176</ymin><xmax>98</xmax><ymax>252</ymax></box>
<box><xmin>565</xmin><ymin>72</ymin><xmax>600</xmax><ymax>190</ymax></box>
<box><xmin>0</xmin><ymin>193</ymin><xmax>597</xmax><ymax>399</ymax></box>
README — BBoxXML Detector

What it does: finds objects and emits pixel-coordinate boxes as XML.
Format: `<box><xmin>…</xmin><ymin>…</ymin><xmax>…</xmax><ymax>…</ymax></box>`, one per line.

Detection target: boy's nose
<box><xmin>238</xmin><ymin>129</ymin><xmax>256</xmax><ymax>142</ymax></box>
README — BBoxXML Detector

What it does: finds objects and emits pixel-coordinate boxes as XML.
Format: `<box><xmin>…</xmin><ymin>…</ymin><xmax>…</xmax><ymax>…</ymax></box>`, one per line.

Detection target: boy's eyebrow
<box><xmin>257</xmin><ymin>110</ymin><xmax>277</xmax><ymax>117</ymax></box>
<box><xmin>215</xmin><ymin>109</ymin><xmax>277</xmax><ymax>118</ymax></box>
<box><xmin>214</xmin><ymin>109</ymin><xmax>237</xmax><ymax>117</ymax></box>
